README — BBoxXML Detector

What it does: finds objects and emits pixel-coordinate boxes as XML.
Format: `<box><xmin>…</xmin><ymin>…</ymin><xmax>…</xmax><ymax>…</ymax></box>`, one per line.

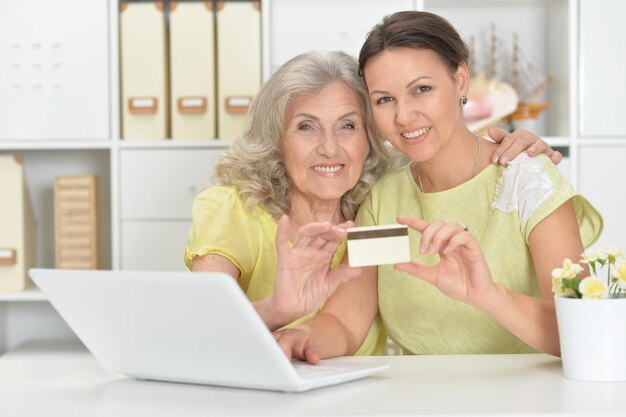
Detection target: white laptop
<box><xmin>29</xmin><ymin>268</ymin><xmax>388</xmax><ymax>392</ymax></box>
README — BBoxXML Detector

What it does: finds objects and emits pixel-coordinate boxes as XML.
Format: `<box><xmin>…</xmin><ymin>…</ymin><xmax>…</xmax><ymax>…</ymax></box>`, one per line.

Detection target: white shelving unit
<box><xmin>1</xmin><ymin>0</ymin><xmax>624</xmax><ymax>354</ymax></box>
<box><xmin>0</xmin><ymin>0</ymin><xmax>232</xmax><ymax>353</ymax></box>
<box><xmin>0</xmin><ymin>288</ymin><xmax>47</xmax><ymax>302</ymax></box>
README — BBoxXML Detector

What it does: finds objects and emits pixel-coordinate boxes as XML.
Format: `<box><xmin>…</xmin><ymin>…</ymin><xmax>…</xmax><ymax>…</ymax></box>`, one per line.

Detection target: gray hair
<box><xmin>215</xmin><ymin>50</ymin><xmax>396</xmax><ymax>220</ymax></box>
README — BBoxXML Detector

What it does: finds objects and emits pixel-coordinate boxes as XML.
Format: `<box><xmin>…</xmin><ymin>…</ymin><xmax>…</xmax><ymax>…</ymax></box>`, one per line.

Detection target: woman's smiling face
<box><xmin>363</xmin><ymin>47</ymin><xmax>468</xmax><ymax>162</ymax></box>
<box><xmin>280</xmin><ymin>81</ymin><xmax>370</xmax><ymax>203</ymax></box>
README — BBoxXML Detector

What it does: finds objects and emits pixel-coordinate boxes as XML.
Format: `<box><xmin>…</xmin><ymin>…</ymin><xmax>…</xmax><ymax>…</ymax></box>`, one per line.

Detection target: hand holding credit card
<box><xmin>347</xmin><ymin>224</ymin><xmax>410</xmax><ymax>267</ymax></box>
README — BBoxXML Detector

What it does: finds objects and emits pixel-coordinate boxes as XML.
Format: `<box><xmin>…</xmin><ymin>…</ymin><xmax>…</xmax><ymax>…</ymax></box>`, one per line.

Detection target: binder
<box><xmin>169</xmin><ymin>1</ymin><xmax>217</xmax><ymax>139</ymax></box>
<box><xmin>54</xmin><ymin>176</ymin><xmax>99</xmax><ymax>269</ymax></box>
<box><xmin>0</xmin><ymin>155</ymin><xmax>35</xmax><ymax>291</ymax></box>
<box><xmin>120</xmin><ymin>1</ymin><xmax>169</xmax><ymax>139</ymax></box>
<box><xmin>216</xmin><ymin>0</ymin><xmax>262</xmax><ymax>139</ymax></box>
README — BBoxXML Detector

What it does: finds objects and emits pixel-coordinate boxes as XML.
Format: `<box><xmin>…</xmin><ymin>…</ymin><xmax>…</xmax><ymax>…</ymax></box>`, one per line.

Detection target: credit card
<box><xmin>347</xmin><ymin>224</ymin><xmax>410</xmax><ymax>267</ymax></box>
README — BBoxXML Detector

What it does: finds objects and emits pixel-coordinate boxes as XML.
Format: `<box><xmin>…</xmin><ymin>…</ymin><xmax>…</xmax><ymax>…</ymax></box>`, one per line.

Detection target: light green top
<box><xmin>185</xmin><ymin>186</ymin><xmax>386</xmax><ymax>355</ymax></box>
<box><xmin>356</xmin><ymin>154</ymin><xmax>603</xmax><ymax>354</ymax></box>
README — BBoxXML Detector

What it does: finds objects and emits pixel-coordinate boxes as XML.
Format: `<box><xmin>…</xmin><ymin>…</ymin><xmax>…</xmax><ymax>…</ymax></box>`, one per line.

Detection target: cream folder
<box><xmin>169</xmin><ymin>1</ymin><xmax>216</xmax><ymax>139</ymax></box>
<box><xmin>216</xmin><ymin>0</ymin><xmax>261</xmax><ymax>139</ymax></box>
<box><xmin>120</xmin><ymin>1</ymin><xmax>169</xmax><ymax>139</ymax></box>
<box><xmin>0</xmin><ymin>156</ymin><xmax>35</xmax><ymax>291</ymax></box>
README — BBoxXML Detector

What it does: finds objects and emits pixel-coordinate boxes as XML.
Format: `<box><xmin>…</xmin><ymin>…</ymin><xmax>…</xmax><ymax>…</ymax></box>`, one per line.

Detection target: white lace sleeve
<box><xmin>491</xmin><ymin>154</ymin><xmax>556</xmax><ymax>228</ymax></box>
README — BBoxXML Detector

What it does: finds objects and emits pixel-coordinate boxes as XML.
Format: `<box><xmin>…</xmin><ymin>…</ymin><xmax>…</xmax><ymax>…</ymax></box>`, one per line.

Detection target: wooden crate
<box><xmin>54</xmin><ymin>176</ymin><xmax>99</xmax><ymax>269</ymax></box>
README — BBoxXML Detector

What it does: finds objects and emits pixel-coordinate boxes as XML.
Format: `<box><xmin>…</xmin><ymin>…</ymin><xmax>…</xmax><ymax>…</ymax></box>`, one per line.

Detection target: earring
<box><xmin>460</xmin><ymin>96</ymin><xmax>468</xmax><ymax>106</ymax></box>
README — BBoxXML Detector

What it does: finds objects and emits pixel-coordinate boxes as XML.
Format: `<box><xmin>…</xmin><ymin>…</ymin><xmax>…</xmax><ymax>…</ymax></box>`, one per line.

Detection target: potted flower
<box><xmin>552</xmin><ymin>247</ymin><xmax>626</xmax><ymax>382</ymax></box>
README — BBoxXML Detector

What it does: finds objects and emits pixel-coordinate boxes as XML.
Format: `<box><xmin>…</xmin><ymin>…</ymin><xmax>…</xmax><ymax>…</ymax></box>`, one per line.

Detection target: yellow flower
<box><xmin>551</xmin><ymin>258</ymin><xmax>583</xmax><ymax>280</ymax></box>
<box><xmin>578</xmin><ymin>276</ymin><xmax>608</xmax><ymax>300</ymax></box>
<box><xmin>551</xmin><ymin>277</ymin><xmax>574</xmax><ymax>296</ymax></box>
<box><xmin>605</xmin><ymin>247</ymin><xmax>622</xmax><ymax>259</ymax></box>
<box><xmin>612</xmin><ymin>260</ymin><xmax>626</xmax><ymax>290</ymax></box>
<box><xmin>580</xmin><ymin>253</ymin><xmax>594</xmax><ymax>264</ymax></box>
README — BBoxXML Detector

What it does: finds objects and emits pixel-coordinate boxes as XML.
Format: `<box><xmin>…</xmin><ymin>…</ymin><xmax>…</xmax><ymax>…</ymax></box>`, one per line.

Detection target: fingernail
<box><xmin>420</xmin><ymin>245</ymin><xmax>425</xmax><ymax>254</ymax></box>
<box><xmin>528</xmin><ymin>147</ymin><xmax>535</xmax><ymax>155</ymax></box>
<box><xmin>500</xmin><ymin>156</ymin><xmax>508</xmax><ymax>164</ymax></box>
<box><xmin>337</xmin><ymin>227</ymin><xmax>345</xmax><ymax>233</ymax></box>
<box><xmin>491</xmin><ymin>154</ymin><xmax>499</xmax><ymax>164</ymax></box>
<box><xmin>429</xmin><ymin>244</ymin><xmax>436</xmax><ymax>253</ymax></box>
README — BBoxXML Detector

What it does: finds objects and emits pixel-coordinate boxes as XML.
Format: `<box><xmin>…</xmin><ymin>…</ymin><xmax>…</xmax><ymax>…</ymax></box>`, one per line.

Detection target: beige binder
<box><xmin>0</xmin><ymin>155</ymin><xmax>35</xmax><ymax>291</ymax></box>
<box><xmin>54</xmin><ymin>176</ymin><xmax>99</xmax><ymax>270</ymax></box>
<box><xmin>169</xmin><ymin>1</ymin><xmax>216</xmax><ymax>139</ymax></box>
<box><xmin>216</xmin><ymin>0</ymin><xmax>261</xmax><ymax>139</ymax></box>
<box><xmin>120</xmin><ymin>1</ymin><xmax>169</xmax><ymax>139</ymax></box>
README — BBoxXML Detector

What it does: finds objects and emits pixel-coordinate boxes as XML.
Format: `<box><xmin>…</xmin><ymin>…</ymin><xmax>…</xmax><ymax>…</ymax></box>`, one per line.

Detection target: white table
<box><xmin>0</xmin><ymin>351</ymin><xmax>623</xmax><ymax>417</ymax></box>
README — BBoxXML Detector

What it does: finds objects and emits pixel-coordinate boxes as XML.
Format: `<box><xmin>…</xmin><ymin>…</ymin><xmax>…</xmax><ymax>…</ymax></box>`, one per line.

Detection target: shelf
<box><xmin>117</xmin><ymin>139</ymin><xmax>235</xmax><ymax>149</ymax></box>
<box><xmin>1</xmin><ymin>339</ymin><xmax>89</xmax><ymax>359</ymax></box>
<box><xmin>577</xmin><ymin>139</ymin><xmax>626</xmax><ymax>146</ymax></box>
<box><xmin>0</xmin><ymin>139</ymin><xmax>237</xmax><ymax>151</ymax></box>
<box><xmin>0</xmin><ymin>287</ymin><xmax>47</xmax><ymax>302</ymax></box>
<box><xmin>543</xmin><ymin>136</ymin><xmax>571</xmax><ymax>147</ymax></box>
<box><xmin>0</xmin><ymin>140</ymin><xmax>112</xmax><ymax>150</ymax></box>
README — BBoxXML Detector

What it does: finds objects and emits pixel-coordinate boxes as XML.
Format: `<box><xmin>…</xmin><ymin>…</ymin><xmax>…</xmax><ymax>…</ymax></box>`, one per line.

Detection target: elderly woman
<box><xmin>185</xmin><ymin>51</ymin><xmax>393</xmax><ymax>355</ymax></box>
<box><xmin>185</xmin><ymin>50</ymin><xmax>558</xmax><ymax>356</ymax></box>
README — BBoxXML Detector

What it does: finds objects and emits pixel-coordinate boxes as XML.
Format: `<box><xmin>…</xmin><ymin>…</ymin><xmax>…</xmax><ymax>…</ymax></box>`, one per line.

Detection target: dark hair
<box><xmin>358</xmin><ymin>11</ymin><xmax>469</xmax><ymax>77</ymax></box>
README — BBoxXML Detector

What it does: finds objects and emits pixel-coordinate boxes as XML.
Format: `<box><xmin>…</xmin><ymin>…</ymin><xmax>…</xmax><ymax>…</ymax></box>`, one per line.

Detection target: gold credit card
<box><xmin>347</xmin><ymin>224</ymin><xmax>410</xmax><ymax>267</ymax></box>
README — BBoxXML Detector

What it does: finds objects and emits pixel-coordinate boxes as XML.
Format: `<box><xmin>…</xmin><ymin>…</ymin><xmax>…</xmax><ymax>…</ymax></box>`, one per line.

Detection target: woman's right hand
<box><xmin>260</xmin><ymin>215</ymin><xmax>362</xmax><ymax>330</ymax></box>
<box><xmin>273</xmin><ymin>326</ymin><xmax>321</xmax><ymax>364</ymax></box>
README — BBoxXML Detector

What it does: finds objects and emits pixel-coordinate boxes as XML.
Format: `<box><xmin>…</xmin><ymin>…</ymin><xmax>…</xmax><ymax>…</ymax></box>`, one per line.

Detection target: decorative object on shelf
<box><xmin>0</xmin><ymin>155</ymin><xmax>35</xmax><ymax>291</ymax></box>
<box><xmin>54</xmin><ymin>175</ymin><xmax>99</xmax><ymax>269</ymax></box>
<box><xmin>552</xmin><ymin>247</ymin><xmax>626</xmax><ymax>382</ymax></box>
<box><xmin>464</xmin><ymin>74</ymin><xmax>518</xmax><ymax>135</ymax></box>
<box><xmin>507</xmin><ymin>31</ymin><xmax>552</xmax><ymax>131</ymax></box>
<box><xmin>464</xmin><ymin>24</ymin><xmax>551</xmax><ymax>134</ymax></box>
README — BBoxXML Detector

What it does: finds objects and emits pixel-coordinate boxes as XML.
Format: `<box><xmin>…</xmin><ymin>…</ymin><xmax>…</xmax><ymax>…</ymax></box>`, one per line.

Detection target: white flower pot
<box><xmin>554</xmin><ymin>295</ymin><xmax>626</xmax><ymax>382</ymax></box>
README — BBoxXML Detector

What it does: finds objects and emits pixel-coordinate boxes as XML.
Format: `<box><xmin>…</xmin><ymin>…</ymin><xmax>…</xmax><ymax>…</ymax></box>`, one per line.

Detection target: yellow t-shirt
<box><xmin>185</xmin><ymin>186</ymin><xmax>386</xmax><ymax>355</ymax></box>
<box><xmin>356</xmin><ymin>154</ymin><xmax>603</xmax><ymax>354</ymax></box>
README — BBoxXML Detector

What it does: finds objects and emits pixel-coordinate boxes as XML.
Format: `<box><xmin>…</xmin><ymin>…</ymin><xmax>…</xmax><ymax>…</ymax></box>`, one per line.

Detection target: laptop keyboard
<box><xmin>293</xmin><ymin>363</ymin><xmax>347</xmax><ymax>379</ymax></box>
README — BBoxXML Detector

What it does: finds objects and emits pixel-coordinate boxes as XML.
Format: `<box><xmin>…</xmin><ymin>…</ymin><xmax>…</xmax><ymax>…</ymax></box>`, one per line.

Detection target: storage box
<box><xmin>169</xmin><ymin>0</ymin><xmax>216</xmax><ymax>139</ymax></box>
<box><xmin>216</xmin><ymin>0</ymin><xmax>261</xmax><ymax>139</ymax></box>
<box><xmin>120</xmin><ymin>1</ymin><xmax>169</xmax><ymax>139</ymax></box>
<box><xmin>0</xmin><ymin>155</ymin><xmax>35</xmax><ymax>291</ymax></box>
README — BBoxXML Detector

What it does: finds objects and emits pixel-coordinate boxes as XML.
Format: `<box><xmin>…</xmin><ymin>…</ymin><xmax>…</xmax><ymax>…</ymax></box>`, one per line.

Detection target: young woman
<box><xmin>274</xmin><ymin>12</ymin><xmax>602</xmax><ymax>361</ymax></box>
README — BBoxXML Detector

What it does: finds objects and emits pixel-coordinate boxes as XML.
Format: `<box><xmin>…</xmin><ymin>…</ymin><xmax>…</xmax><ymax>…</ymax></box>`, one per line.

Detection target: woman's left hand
<box><xmin>488</xmin><ymin>127</ymin><xmax>562</xmax><ymax>165</ymax></box>
<box><xmin>395</xmin><ymin>216</ymin><xmax>497</xmax><ymax>309</ymax></box>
